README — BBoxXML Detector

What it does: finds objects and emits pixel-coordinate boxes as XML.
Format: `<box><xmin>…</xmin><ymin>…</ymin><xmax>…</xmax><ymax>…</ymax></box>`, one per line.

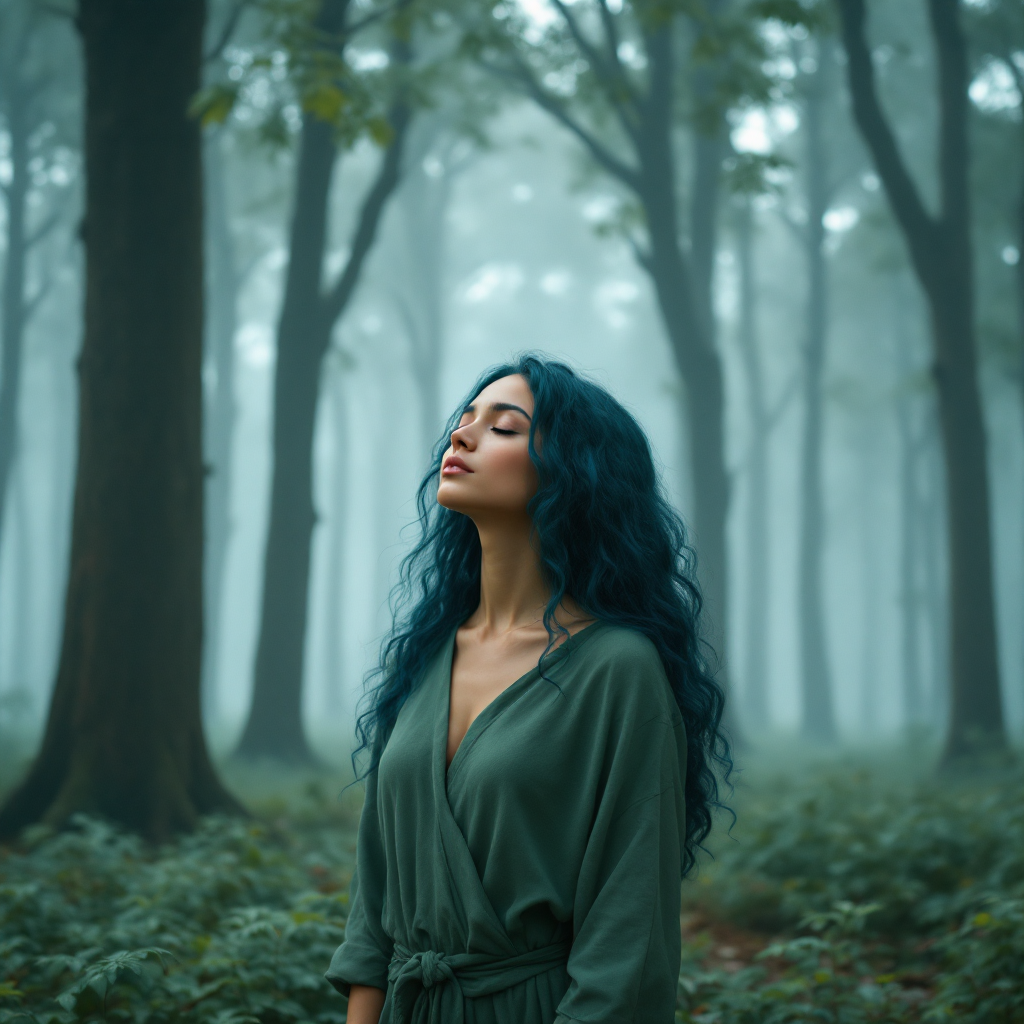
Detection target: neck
<box><xmin>470</xmin><ymin>511</ymin><xmax>552</xmax><ymax>636</ymax></box>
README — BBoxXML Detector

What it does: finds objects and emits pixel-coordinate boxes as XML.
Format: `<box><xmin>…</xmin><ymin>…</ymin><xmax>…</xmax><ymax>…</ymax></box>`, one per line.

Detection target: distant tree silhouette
<box><xmin>236</xmin><ymin>0</ymin><xmax>411</xmax><ymax>762</ymax></box>
<box><xmin>834</xmin><ymin>0</ymin><xmax>1006</xmax><ymax>762</ymax></box>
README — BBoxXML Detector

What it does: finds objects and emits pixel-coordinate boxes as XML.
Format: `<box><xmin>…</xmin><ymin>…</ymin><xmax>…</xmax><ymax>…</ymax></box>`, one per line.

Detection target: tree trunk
<box><xmin>857</xmin><ymin>442</ymin><xmax>880</xmax><ymax>733</ymax></box>
<box><xmin>323</xmin><ymin>362</ymin><xmax>349</xmax><ymax>717</ymax></box>
<box><xmin>637</xmin><ymin>26</ymin><xmax>733</xmax><ymax>735</ymax></box>
<box><xmin>0</xmin><ymin>0</ymin><xmax>241</xmax><ymax>841</ymax></box>
<box><xmin>201</xmin><ymin>128</ymin><xmax>241</xmax><ymax>729</ymax></box>
<box><xmin>922</xmin><ymin>419</ymin><xmax>947</xmax><ymax>731</ymax></box>
<box><xmin>0</xmin><ymin>53</ymin><xmax>30</xmax><ymax>563</ymax></box>
<box><xmin>796</xmin><ymin>41</ymin><xmax>837</xmax><ymax>741</ymax></box>
<box><xmin>893</xmin><ymin>282</ymin><xmax>925</xmax><ymax>730</ymax></box>
<box><xmin>236</xmin><ymin>16</ymin><xmax>410</xmax><ymax>760</ymax></box>
<box><xmin>238</xmin><ymin>113</ymin><xmax>336</xmax><ymax>762</ymax></box>
<box><xmin>835</xmin><ymin>0</ymin><xmax>1005</xmax><ymax>762</ymax></box>
<box><xmin>734</xmin><ymin>199</ymin><xmax>771</xmax><ymax>730</ymax></box>
<box><xmin>1015</xmin><ymin>88</ymin><xmax>1024</xmax><ymax>725</ymax></box>
<box><xmin>504</xmin><ymin>10</ymin><xmax>737</xmax><ymax>740</ymax></box>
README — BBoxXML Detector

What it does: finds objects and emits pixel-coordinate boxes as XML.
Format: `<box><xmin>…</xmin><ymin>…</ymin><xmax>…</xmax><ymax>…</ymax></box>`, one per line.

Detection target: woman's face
<box><xmin>437</xmin><ymin>374</ymin><xmax>538</xmax><ymax>518</ymax></box>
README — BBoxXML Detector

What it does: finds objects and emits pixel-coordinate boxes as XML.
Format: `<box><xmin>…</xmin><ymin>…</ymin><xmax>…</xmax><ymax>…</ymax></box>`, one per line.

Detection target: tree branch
<box><xmin>480</xmin><ymin>53</ymin><xmax>641</xmax><ymax>191</ymax></box>
<box><xmin>928</xmin><ymin>0</ymin><xmax>970</xmax><ymax>237</ymax></box>
<box><xmin>834</xmin><ymin>0</ymin><xmax>939</xmax><ymax>274</ymax></box>
<box><xmin>549</xmin><ymin>0</ymin><xmax>640</xmax><ymax>141</ymax></box>
<box><xmin>320</xmin><ymin>101</ymin><xmax>412</xmax><ymax>326</ymax></box>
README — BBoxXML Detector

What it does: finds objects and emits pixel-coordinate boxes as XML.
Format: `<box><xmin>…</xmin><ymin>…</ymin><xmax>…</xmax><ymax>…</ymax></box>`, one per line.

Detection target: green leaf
<box><xmin>188</xmin><ymin>84</ymin><xmax>240</xmax><ymax>127</ymax></box>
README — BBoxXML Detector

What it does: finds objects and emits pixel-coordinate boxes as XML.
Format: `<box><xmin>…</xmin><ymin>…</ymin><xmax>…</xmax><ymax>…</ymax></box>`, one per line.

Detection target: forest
<box><xmin>0</xmin><ymin>0</ymin><xmax>1021</xmax><ymax>1021</ymax></box>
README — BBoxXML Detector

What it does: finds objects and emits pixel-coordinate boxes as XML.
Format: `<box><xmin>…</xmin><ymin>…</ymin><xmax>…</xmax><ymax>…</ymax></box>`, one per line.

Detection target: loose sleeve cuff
<box><xmin>324</xmin><ymin>939</ymin><xmax>391</xmax><ymax>997</ymax></box>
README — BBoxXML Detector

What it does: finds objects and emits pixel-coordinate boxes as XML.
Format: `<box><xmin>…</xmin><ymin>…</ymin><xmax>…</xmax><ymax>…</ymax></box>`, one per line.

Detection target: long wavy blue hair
<box><xmin>352</xmin><ymin>352</ymin><xmax>731</xmax><ymax>874</ymax></box>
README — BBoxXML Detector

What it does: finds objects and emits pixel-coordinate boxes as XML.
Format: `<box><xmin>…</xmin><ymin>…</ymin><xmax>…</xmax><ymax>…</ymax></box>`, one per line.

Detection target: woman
<box><xmin>326</xmin><ymin>354</ymin><xmax>730</xmax><ymax>1023</ymax></box>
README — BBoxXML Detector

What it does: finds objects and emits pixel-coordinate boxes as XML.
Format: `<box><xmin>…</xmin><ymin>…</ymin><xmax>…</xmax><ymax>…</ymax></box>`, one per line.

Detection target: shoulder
<box><xmin>577</xmin><ymin>622</ymin><xmax>666</xmax><ymax>673</ymax></box>
<box><xmin>565</xmin><ymin>623</ymin><xmax>679</xmax><ymax>719</ymax></box>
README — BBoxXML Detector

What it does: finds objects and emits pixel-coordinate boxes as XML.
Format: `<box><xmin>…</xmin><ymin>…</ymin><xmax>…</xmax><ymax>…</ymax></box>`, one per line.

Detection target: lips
<box><xmin>442</xmin><ymin>455</ymin><xmax>473</xmax><ymax>474</ymax></box>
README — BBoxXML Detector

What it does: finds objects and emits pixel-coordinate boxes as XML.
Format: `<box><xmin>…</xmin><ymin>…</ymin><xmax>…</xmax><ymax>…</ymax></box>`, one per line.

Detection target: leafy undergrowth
<box><xmin>0</xmin><ymin>759</ymin><xmax>1021</xmax><ymax>1024</ymax></box>
<box><xmin>677</xmin><ymin>758</ymin><xmax>1024</xmax><ymax>1023</ymax></box>
<box><xmin>0</xmin><ymin>780</ymin><xmax>360</xmax><ymax>1024</ymax></box>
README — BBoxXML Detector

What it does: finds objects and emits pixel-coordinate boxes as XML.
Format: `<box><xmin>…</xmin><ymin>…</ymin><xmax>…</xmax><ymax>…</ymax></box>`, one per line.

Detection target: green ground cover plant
<box><xmin>678</xmin><ymin>757</ymin><xmax>1024</xmax><ymax>1023</ymax></box>
<box><xmin>0</xmin><ymin>756</ymin><xmax>1020</xmax><ymax>1023</ymax></box>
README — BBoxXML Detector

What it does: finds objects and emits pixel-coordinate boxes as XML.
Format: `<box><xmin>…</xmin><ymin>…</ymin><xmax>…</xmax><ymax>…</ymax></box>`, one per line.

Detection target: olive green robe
<box><xmin>326</xmin><ymin>619</ymin><xmax>688</xmax><ymax>1024</ymax></box>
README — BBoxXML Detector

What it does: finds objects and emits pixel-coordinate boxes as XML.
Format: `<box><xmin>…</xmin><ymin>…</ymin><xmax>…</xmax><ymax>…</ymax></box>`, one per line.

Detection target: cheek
<box><xmin>489</xmin><ymin>444</ymin><xmax>536</xmax><ymax>490</ymax></box>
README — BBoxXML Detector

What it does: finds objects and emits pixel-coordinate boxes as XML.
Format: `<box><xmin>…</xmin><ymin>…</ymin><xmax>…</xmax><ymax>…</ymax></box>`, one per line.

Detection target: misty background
<box><xmin>0</xmin><ymin>0</ymin><xmax>1021</xmax><ymax>770</ymax></box>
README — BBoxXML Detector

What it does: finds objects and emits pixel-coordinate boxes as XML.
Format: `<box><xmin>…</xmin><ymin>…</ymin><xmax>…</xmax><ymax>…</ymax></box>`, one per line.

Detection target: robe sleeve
<box><xmin>325</xmin><ymin>766</ymin><xmax>394</xmax><ymax>997</ymax></box>
<box><xmin>554</xmin><ymin>644</ymin><xmax>688</xmax><ymax>1024</ymax></box>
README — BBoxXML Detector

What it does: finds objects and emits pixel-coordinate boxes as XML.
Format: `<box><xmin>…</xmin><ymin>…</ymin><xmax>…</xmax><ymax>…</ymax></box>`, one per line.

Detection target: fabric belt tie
<box><xmin>386</xmin><ymin>939</ymin><xmax>570</xmax><ymax>1024</ymax></box>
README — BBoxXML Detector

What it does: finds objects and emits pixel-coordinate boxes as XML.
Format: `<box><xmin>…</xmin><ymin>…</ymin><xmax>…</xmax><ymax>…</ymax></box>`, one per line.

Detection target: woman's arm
<box><xmin>554</xmin><ymin>645</ymin><xmax>688</xmax><ymax>1023</ymax></box>
<box><xmin>346</xmin><ymin>984</ymin><xmax>386</xmax><ymax>1024</ymax></box>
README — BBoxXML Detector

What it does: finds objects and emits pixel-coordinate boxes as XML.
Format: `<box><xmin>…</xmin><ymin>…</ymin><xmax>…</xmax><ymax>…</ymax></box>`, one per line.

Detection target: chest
<box><xmin>446</xmin><ymin>635</ymin><xmax>552</xmax><ymax>769</ymax></box>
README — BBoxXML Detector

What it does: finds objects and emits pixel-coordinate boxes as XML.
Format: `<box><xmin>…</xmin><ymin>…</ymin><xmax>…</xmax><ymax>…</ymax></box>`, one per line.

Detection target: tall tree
<box><xmin>966</xmin><ymin>5</ymin><xmax>1024</xmax><ymax>718</ymax></box>
<box><xmin>785</xmin><ymin>34</ymin><xmax>839</xmax><ymax>741</ymax></box>
<box><xmin>733</xmin><ymin>196</ymin><xmax>771</xmax><ymax>730</ymax></box>
<box><xmin>834</xmin><ymin>0</ymin><xmax>1006</xmax><ymax>761</ymax></box>
<box><xmin>0</xmin><ymin>0</ymin><xmax>241</xmax><ymax>840</ymax></box>
<box><xmin>892</xmin><ymin>277</ymin><xmax>928</xmax><ymax>732</ymax></box>
<box><xmin>472</xmin><ymin>0</ymin><xmax>780</xmax><ymax>732</ymax></box>
<box><xmin>235</xmin><ymin>0</ymin><xmax>411</xmax><ymax>761</ymax></box>
<box><xmin>322</xmin><ymin>348</ymin><xmax>353</xmax><ymax>718</ymax></box>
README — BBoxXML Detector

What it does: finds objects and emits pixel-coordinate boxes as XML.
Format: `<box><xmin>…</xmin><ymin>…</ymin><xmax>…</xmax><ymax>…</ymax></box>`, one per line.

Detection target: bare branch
<box><xmin>549</xmin><ymin>0</ymin><xmax>640</xmax><ymax>143</ymax></box>
<box><xmin>480</xmin><ymin>53</ymin><xmax>641</xmax><ymax>191</ymax></box>
<box><xmin>595</xmin><ymin>0</ymin><xmax>641</xmax><ymax>106</ymax></box>
<box><xmin>321</xmin><ymin>101</ymin><xmax>412</xmax><ymax>325</ymax></box>
<box><xmin>834</xmin><ymin>0</ymin><xmax>939</xmax><ymax>271</ymax></box>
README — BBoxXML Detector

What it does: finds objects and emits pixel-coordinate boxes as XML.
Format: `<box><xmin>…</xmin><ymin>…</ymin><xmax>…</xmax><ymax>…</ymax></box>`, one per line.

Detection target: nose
<box><xmin>450</xmin><ymin>422</ymin><xmax>475</xmax><ymax>450</ymax></box>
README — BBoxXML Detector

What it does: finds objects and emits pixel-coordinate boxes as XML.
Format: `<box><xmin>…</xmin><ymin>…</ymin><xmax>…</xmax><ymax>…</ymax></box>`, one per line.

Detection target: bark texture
<box><xmin>0</xmin><ymin>0</ymin><xmax>241</xmax><ymax>841</ymax></box>
<box><xmin>835</xmin><ymin>0</ymin><xmax>1005</xmax><ymax>761</ymax></box>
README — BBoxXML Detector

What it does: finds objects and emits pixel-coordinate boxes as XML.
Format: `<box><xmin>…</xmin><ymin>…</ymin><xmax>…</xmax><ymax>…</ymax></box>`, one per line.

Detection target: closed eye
<box><xmin>491</xmin><ymin>427</ymin><xmax>517</xmax><ymax>435</ymax></box>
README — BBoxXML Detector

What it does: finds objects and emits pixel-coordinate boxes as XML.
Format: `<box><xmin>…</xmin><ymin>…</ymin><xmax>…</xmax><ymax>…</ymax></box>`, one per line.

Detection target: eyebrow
<box><xmin>461</xmin><ymin>402</ymin><xmax>532</xmax><ymax>422</ymax></box>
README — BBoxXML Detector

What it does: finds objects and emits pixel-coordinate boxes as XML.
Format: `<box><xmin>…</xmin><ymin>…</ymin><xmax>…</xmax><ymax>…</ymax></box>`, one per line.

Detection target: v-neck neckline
<box><xmin>440</xmin><ymin>618</ymin><xmax>606</xmax><ymax>785</ymax></box>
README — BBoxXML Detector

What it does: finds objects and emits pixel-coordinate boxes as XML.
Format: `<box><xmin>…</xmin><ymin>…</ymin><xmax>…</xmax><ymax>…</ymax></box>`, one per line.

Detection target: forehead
<box><xmin>467</xmin><ymin>374</ymin><xmax>533</xmax><ymax>413</ymax></box>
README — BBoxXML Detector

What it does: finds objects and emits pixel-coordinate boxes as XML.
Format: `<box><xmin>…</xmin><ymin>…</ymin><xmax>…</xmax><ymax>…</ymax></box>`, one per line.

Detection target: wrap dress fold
<box><xmin>326</xmin><ymin>619</ymin><xmax>688</xmax><ymax>1024</ymax></box>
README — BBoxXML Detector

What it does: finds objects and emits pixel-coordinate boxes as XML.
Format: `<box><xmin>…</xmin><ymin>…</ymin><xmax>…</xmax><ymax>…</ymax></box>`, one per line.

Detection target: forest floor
<box><xmin>0</xmin><ymin>743</ymin><xmax>1021</xmax><ymax>1023</ymax></box>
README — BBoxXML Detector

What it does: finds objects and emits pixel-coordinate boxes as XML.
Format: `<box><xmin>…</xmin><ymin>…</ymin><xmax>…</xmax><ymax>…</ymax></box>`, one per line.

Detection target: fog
<box><xmin>0</xmin><ymin>0</ymin><xmax>1022</xmax><ymax>770</ymax></box>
